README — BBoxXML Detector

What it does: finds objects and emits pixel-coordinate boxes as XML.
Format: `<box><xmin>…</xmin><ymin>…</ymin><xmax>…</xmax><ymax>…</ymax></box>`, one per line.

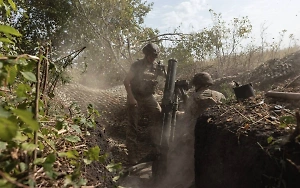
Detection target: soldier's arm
<box><xmin>123</xmin><ymin>70</ymin><xmax>137</xmax><ymax>106</ymax></box>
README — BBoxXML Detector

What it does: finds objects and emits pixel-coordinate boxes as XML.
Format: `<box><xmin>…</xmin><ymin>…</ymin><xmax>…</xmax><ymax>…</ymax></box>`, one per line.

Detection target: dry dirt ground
<box><xmin>56</xmin><ymin>50</ymin><xmax>300</xmax><ymax>188</ymax></box>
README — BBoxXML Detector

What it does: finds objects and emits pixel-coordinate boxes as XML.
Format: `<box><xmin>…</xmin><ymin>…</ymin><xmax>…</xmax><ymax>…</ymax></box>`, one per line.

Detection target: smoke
<box><xmin>158</xmin><ymin>112</ymin><xmax>196</xmax><ymax>187</ymax></box>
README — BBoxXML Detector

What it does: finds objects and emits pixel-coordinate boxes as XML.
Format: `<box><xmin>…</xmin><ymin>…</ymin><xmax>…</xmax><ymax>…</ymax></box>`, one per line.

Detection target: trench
<box><xmin>194</xmin><ymin>114</ymin><xmax>300</xmax><ymax>188</ymax></box>
<box><xmin>55</xmin><ymin>82</ymin><xmax>300</xmax><ymax>188</ymax></box>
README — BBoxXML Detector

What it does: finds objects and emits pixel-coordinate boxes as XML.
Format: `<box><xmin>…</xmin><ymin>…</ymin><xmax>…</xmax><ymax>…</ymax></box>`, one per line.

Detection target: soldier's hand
<box><xmin>182</xmin><ymin>93</ymin><xmax>188</xmax><ymax>102</ymax></box>
<box><xmin>128</xmin><ymin>97</ymin><xmax>138</xmax><ymax>107</ymax></box>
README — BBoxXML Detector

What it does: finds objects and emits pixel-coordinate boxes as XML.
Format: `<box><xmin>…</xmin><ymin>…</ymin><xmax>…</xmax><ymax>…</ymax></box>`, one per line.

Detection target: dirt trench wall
<box><xmin>194</xmin><ymin>115</ymin><xmax>300</xmax><ymax>188</ymax></box>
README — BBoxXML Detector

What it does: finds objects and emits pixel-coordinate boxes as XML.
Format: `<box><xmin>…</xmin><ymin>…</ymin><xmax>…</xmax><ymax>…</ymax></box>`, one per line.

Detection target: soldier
<box><xmin>182</xmin><ymin>72</ymin><xmax>225</xmax><ymax>130</ymax></box>
<box><xmin>165</xmin><ymin>72</ymin><xmax>225</xmax><ymax>188</ymax></box>
<box><xmin>123</xmin><ymin>43</ymin><xmax>162</xmax><ymax>165</ymax></box>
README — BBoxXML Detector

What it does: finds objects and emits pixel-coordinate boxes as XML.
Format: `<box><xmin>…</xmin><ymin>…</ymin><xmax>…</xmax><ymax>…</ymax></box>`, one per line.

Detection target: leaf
<box><xmin>86</xmin><ymin>121</ymin><xmax>95</xmax><ymax>128</ymax></box>
<box><xmin>21</xmin><ymin>143</ymin><xmax>37</xmax><ymax>152</ymax></box>
<box><xmin>8</xmin><ymin>0</ymin><xmax>16</xmax><ymax>11</ymax></box>
<box><xmin>70</xmin><ymin>124</ymin><xmax>81</xmax><ymax>134</ymax></box>
<box><xmin>207</xmin><ymin>118</ymin><xmax>212</xmax><ymax>123</ymax></box>
<box><xmin>99</xmin><ymin>153</ymin><xmax>108</xmax><ymax>163</ymax></box>
<box><xmin>15</xmin><ymin>57</ymin><xmax>28</xmax><ymax>66</ymax></box>
<box><xmin>0</xmin><ymin>25</ymin><xmax>22</xmax><ymax>37</ymax></box>
<box><xmin>5</xmin><ymin>5</ymin><xmax>11</xmax><ymax>17</ymax></box>
<box><xmin>65</xmin><ymin>135</ymin><xmax>81</xmax><ymax>143</ymax></box>
<box><xmin>83</xmin><ymin>158</ymin><xmax>92</xmax><ymax>165</ymax></box>
<box><xmin>267</xmin><ymin>136</ymin><xmax>274</xmax><ymax>144</ymax></box>
<box><xmin>0</xmin><ymin>141</ymin><xmax>7</xmax><ymax>150</ymax></box>
<box><xmin>80</xmin><ymin>117</ymin><xmax>87</xmax><ymax>124</ymax></box>
<box><xmin>0</xmin><ymin>179</ymin><xmax>8</xmax><ymax>187</ymax></box>
<box><xmin>78</xmin><ymin>178</ymin><xmax>87</xmax><ymax>186</ymax></box>
<box><xmin>226</xmin><ymin>118</ymin><xmax>233</xmax><ymax>122</ymax></box>
<box><xmin>15</xmin><ymin>83</ymin><xmax>31</xmax><ymax>97</ymax></box>
<box><xmin>0</xmin><ymin>37</ymin><xmax>13</xmax><ymax>43</ymax></box>
<box><xmin>43</xmin><ymin>163</ymin><xmax>53</xmax><ymax>173</ymax></box>
<box><xmin>58</xmin><ymin>150</ymin><xmax>79</xmax><ymax>159</ymax></box>
<box><xmin>106</xmin><ymin>163</ymin><xmax>122</xmax><ymax>173</ymax></box>
<box><xmin>64</xmin><ymin>176</ymin><xmax>73</xmax><ymax>187</ymax></box>
<box><xmin>20</xmin><ymin>71</ymin><xmax>36</xmax><ymax>82</ymax></box>
<box><xmin>55</xmin><ymin>120</ymin><xmax>64</xmax><ymax>130</ymax></box>
<box><xmin>243</xmin><ymin>123</ymin><xmax>250</xmax><ymax>129</ymax></box>
<box><xmin>47</xmin><ymin>139</ymin><xmax>56</xmax><ymax>151</ymax></box>
<box><xmin>19</xmin><ymin>162</ymin><xmax>27</xmax><ymax>172</ymax></box>
<box><xmin>6</xmin><ymin>65</ymin><xmax>17</xmax><ymax>84</ymax></box>
<box><xmin>12</xmin><ymin>109</ymin><xmax>39</xmax><ymax>131</ymax></box>
<box><xmin>279</xmin><ymin>123</ymin><xmax>288</xmax><ymax>129</ymax></box>
<box><xmin>0</xmin><ymin>107</ymin><xmax>11</xmax><ymax>118</ymax></box>
<box><xmin>0</xmin><ymin>118</ymin><xmax>18</xmax><ymax>141</ymax></box>
<box><xmin>279</xmin><ymin>115</ymin><xmax>296</xmax><ymax>124</ymax></box>
<box><xmin>38</xmin><ymin>141</ymin><xmax>45</xmax><ymax>151</ymax></box>
<box><xmin>33</xmin><ymin>157</ymin><xmax>45</xmax><ymax>165</ymax></box>
<box><xmin>85</xmin><ymin>146</ymin><xmax>100</xmax><ymax>161</ymax></box>
<box><xmin>43</xmin><ymin>154</ymin><xmax>56</xmax><ymax>176</ymax></box>
<box><xmin>45</xmin><ymin>153</ymin><xmax>56</xmax><ymax>164</ymax></box>
<box><xmin>13</xmin><ymin>131</ymin><xmax>28</xmax><ymax>142</ymax></box>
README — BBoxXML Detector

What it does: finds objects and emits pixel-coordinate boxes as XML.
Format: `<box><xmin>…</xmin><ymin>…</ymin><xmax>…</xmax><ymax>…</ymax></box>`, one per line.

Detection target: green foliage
<box><xmin>0</xmin><ymin>0</ymin><xmax>17</xmax><ymax>18</ymax></box>
<box><xmin>0</xmin><ymin>24</ymin><xmax>20</xmax><ymax>35</ymax></box>
<box><xmin>184</xmin><ymin>9</ymin><xmax>252</xmax><ymax>62</ymax></box>
<box><xmin>2</xmin><ymin>0</ymin><xmax>158</xmax><ymax>87</ymax></box>
<box><xmin>0</xmin><ymin>53</ymin><xmax>111</xmax><ymax>186</ymax></box>
<box><xmin>2</xmin><ymin>0</ymin><xmax>299</xmax><ymax>87</ymax></box>
<box><xmin>219</xmin><ymin>83</ymin><xmax>236</xmax><ymax>102</ymax></box>
<box><xmin>267</xmin><ymin>136</ymin><xmax>274</xmax><ymax>144</ymax></box>
<box><xmin>0</xmin><ymin>3</ymin><xmax>116</xmax><ymax>187</ymax></box>
<box><xmin>279</xmin><ymin>115</ymin><xmax>296</xmax><ymax>128</ymax></box>
<box><xmin>106</xmin><ymin>162</ymin><xmax>123</xmax><ymax>182</ymax></box>
<box><xmin>9</xmin><ymin>0</ymin><xmax>74</xmax><ymax>54</ymax></box>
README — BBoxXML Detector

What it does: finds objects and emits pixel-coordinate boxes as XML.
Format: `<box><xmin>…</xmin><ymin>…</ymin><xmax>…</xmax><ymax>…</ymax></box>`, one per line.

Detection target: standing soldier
<box><xmin>123</xmin><ymin>43</ymin><xmax>162</xmax><ymax>165</ymax></box>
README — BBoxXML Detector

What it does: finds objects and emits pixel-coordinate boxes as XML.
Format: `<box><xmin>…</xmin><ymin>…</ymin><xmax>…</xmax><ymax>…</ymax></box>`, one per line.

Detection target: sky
<box><xmin>143</xmin><ymin>0</ymin><xmax>300</xmax><ymax>47</ymax></box>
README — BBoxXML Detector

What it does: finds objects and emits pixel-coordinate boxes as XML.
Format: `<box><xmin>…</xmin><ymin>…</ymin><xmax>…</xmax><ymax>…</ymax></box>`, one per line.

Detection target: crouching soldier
<box><xmin>182</xmin><ymin>72</ymin><xmax>225</xmax><ymax>131</ymax></box>
<box><xmin>165</xmin><ymin>72</ymin><xmax>225</xmax><ymax>188</ymax></box>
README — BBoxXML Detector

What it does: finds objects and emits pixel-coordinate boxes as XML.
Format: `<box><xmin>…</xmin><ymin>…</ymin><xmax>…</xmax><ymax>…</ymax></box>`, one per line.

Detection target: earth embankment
<box><xmin>194</xmin><ymin>98</ymin><xmax>300</xmax><ymax>188</ymax></box>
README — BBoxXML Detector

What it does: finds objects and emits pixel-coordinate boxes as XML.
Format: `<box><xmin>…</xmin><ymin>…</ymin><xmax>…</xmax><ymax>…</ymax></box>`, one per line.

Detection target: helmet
<box><xmin>142</xmin><ymin>43</ymin><xmax>159</xmax><ymax>57</ymax></box>
<box><xmin>192</xmin><ymin>72</ymin><xmax>214</xmax><ymax>87</ymax></box>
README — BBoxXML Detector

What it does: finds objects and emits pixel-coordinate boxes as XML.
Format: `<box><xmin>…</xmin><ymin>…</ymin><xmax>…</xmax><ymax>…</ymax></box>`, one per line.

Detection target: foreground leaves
<box><xmin>0</xmin><ymin>53</ymin><xmax>115</xmax><ymax>187</ymax></box>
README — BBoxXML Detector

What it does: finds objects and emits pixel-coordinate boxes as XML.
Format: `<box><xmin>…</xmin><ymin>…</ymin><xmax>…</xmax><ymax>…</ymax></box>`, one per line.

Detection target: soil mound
<box><xmin>212</xmin><ymin>50</ymin><xmax>300</xmax><ymax>92</ymax></box>
<box><xmin>195</xmin><ymin>95</ymin><xmax>300</xmax><ymax>188</ymax></box>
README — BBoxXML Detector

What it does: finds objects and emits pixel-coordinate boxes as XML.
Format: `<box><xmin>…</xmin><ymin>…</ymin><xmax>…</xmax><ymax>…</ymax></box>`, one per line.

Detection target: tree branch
<box><xmin>73</xmin><ymin>0</ymin><xmax>127</xmax><ymax>73</ymax></box>
<box><xmin>0</xmin><ymin>170</ymin><xmax>30</xmax><ymax>188</ymax></box>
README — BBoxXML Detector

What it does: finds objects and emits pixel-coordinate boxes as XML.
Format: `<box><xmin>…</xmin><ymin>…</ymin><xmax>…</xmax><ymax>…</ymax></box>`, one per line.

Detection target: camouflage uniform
<box><xmin>178</xmin><ymin>72</ymin><xmax>226</xmax><ymax>136</ymax></box>
<box><xmin>183</xmin><ymin>88</ymin><xmax>225</xmax><ymax>132</ymax></box>
<box><xmin>166</xmin><ymin>72</ymin><xmax>225</xmax><ymax>187</ymax></box>
<box><xmin>126</xmin><ymin>58</ymin><xmax>162</xmax><ymax>163</ymax></box>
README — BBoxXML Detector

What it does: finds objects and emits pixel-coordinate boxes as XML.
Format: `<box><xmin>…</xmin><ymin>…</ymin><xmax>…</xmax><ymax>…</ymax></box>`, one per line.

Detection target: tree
<box><xmin>66</xmin><ymin>0</ymin><xmax>157</xmax><ymax>85</ymax></box>
<box><xmin>8</xmin><ymin>0</ymin><xmax>73</xmax><ymax>54</ymax></box>
<box><xmin>3</xmin><ymin>0</ymin><xmax>160</xmax><ymax>87</ymax></box>
<box><xmin>178</xmin><ymin>9</ymin><xmax>253</xmax><ymax>76</ymax></box>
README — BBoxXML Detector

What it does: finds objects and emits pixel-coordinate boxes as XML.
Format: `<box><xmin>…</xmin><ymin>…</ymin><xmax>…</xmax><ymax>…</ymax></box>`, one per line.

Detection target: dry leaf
<box><xmin>244</xmin><ymin>124</ymin><xmax>250</xmax><ymax>129</ymax></box>
<box><xmin>226</xmin><ymin>118</ymin><xmax>233</xmax><ymax>122</ymax></box>
<box><xmin>10</xmin><ymin>148</ymin><xmax>19</xmax><ymax>160</ymax></box>
<box><xmin>207</xmin><ymin>118</ymin><xmax>212</xmax><ymax>123</ymax></box>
